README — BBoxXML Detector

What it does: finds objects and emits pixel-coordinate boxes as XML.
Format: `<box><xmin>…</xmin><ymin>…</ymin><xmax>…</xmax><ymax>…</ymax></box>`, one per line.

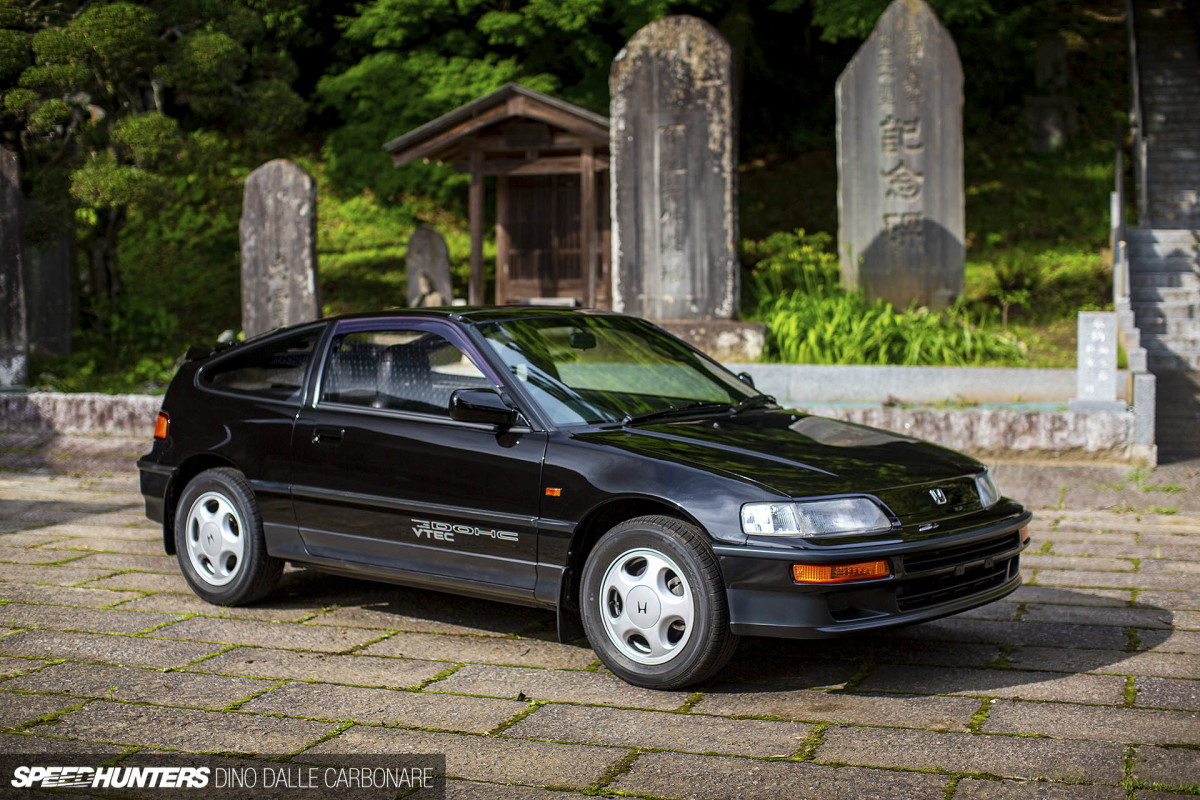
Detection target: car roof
<box><xmin>325</xmin><ymin>306</ymin><xmax>625</xmax><ymax>325</ymax></box>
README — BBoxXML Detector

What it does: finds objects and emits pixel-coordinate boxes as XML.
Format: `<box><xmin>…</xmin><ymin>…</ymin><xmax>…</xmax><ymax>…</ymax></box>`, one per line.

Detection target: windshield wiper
<box><xmin>622</xmin><ymin>401</ymin><xmax>734</xmax><ymax>426</ymax></box>
<box><xmin>732</xmin><ymin>394</ymin><xmax>777</xmax><ymax>414</ymax></box>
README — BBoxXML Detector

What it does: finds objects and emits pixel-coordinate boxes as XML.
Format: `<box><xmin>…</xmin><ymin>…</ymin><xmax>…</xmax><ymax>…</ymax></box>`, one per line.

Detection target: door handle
<box><xmin>312</xmin><ymin>426</ymin><xmax>344</xmax><ymax>445</ymax></box>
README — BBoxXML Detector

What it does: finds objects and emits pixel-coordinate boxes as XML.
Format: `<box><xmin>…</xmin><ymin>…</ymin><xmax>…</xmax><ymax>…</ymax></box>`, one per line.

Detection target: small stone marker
<box><xmin>1023</xmin><ymin>36</ymin><xmax>1078</xmax><ymax>153</ymax></box>
<box><xmin>25</xmin><ymin>235</ymin><xmax>72</xmax><ymax>357</ymax></box>
<box><xmin>0</xmin><ymin>147</ymin><xmax>27</xmax><ymax>386</ymax></box>
<box><xmin>406</xmin><ymin>223</ymin><xmax>453</xmax><ymax>307</ymax></box>
<box><xmin>1070</xmin><ymin>312</ymin><xmax>1125</xmax><ymax>413</ymax></box>
<box><xmin>836</xmin><ymin>0</ymin><xmax>964</xmax><ymax>310</ymax></box>
<box><xmin>610</xmin><ymin>15</ymin><xmax>738</xmax><ymax>321</ymax></box>
<box><xmin>240</xmin><ymin>159</ymin><xmax>320</xmax><ymax>338</ymax></box>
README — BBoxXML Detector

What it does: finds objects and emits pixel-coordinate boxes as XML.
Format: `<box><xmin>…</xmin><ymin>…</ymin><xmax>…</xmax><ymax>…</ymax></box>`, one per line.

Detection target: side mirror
<box><xmin>737</xmin><ymin>371</ymin><xmax>756</xmax><ymax>389</ymax></box>
<box><xmin>449</xmin><ymin>388</ymin><xmax>517</xmax><ymax>426</ymax></box>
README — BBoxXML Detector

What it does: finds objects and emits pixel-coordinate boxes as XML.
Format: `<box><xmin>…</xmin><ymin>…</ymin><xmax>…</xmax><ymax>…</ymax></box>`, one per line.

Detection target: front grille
<box><xmin>896</xmin><ymin>555</ymin><xmax>1018</xmax><ymax>612</ymax></box>
<box><xmin>902</xmin><ymin>531</ymin><xmax>1021</xmax><ymax>574</ymax></box>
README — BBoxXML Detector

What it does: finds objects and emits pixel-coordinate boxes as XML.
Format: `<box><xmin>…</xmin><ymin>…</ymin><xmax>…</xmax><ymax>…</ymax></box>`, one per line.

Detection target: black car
<box><xmin>138</xmin><ymin>308</ymin><xmax>1031</xmax><ymax>689</ymax></box>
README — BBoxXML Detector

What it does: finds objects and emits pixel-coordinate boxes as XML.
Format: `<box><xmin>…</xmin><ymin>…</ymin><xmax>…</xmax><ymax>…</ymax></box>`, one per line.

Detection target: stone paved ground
<box><xmin>0</xmin><ymin>439</ymin><xmax>1197</xmax><ymax>798</ymax></box>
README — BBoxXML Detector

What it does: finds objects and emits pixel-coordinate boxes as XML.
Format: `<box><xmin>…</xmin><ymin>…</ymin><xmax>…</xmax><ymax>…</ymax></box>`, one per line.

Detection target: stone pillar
<box><xmin>836</xmin><ymin>0</ymin><xmax>964</xmax><ymax>310</ymax></box>
<box><xmin>406</xmin><ymin>223</ymin><xmax>453</xmax><ymax>307</ymax></box>
<box><xmin>0</xmin><ymin>148</ymin><xmax>27</xmax><ymax>386</ymax></box>
<box><xmin>240</xmin><ymin>159</ymin><xmax>320</xmax><ymax>338</ymax></box>
<box><xmin>25</xmin><ymin>235</ymin><xmax>73</xmax><ymax>357</ymax></box>
<box><xmin>610</xmin><ymin>15</ymin><xmax>738</xmax><ymax>321</ymax></box>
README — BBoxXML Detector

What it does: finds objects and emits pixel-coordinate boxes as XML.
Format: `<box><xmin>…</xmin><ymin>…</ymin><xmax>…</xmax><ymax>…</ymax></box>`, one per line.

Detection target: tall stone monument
<box><xmin>406</xmin><ymin>223</ymin><xmax>453</xmax><ymax>307</ymax></box>
<box><xmin>0</xmin><ymin>148</ymin><xmax>27</xmax><ymax>386</ymax></box>
<box><xmin>610</xmin><ymin>15</ymin><xmax>738</xmax><ymax>321</ymax></box>
<box><xmin>25</xmin><ymin>235</ymin><xmax>73</xmax><ymax>357</ymax></box>
<box><xmin>240</xmin><ymin>159</ymin><xmax>320</xmax><ymax>338</ymax></box>
<box><xmin>836</xmin><ymin>0</ymin><xmax>963</xmax><ymax>310</ymax></box>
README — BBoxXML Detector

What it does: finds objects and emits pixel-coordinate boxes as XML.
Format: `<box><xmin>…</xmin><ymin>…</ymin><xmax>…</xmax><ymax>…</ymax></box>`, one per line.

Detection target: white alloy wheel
<box><xmin>184</xmin><ymin>490</ymin><xmax>246</xmax><ymax>586</ymax></box>
<box><xmin>598</xmin><ymin>547</ymin><xmax>696</xmax><ymax>665</ymax></box>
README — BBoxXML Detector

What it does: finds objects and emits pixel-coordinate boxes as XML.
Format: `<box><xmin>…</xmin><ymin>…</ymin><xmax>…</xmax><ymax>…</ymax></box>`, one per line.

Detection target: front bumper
<box><xmin>714</xmin><ymin>507</ymin><xmax>1032</xmax><ymax>638</ymax></box>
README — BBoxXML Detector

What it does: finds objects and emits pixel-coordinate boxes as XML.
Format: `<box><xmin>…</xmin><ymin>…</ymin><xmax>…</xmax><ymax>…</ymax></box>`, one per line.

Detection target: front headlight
<box><xmin>975</xmin><ymin>471</ymin><xmax>1000</xmax><ymax>509</ymax></box>
<box><xmin>741</xmin><ymin>498</ymin><xmax>892</xmax><ymax>537</ymax></box>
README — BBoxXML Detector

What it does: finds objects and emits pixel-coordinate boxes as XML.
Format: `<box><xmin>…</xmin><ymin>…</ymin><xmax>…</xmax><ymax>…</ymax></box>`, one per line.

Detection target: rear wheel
<box><xmin>174</xmin><ymin>467</ymin><xmax>282</xmax><ymax>605</ymax></box>
<box><xmin>580</xmin><ymin>515</ymin><xmax>738</xmax><ymax>689</ymax></box>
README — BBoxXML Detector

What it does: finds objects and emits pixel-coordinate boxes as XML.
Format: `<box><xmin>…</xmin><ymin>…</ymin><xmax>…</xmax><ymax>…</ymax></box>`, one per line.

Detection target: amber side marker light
<box><xmin>154</xmin><ymin>412</ymin><xmax>170</xmax><ymax>441</ymax></box>
<box><xmin>1020</xmin><ymin>526</ymin><xmax>1031</xmax><ymax>545</ymax></box>
<box><xmin>793</xmin><ymin>560</ymin><xmax>891</xmax><ymax>584</ymax></box>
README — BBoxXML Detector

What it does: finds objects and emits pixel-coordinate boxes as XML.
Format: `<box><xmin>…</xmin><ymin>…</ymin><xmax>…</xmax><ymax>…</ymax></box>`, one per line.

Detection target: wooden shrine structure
<box><xmin>384</xmin><ymin>84</ymin><xmax>611</xmax><ymax>308</ymax></box>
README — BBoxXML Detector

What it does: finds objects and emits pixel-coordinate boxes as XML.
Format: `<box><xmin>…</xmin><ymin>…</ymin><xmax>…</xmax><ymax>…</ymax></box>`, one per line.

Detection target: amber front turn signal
<box><xmin>793</xmin><ymin>559</ymin><xmax>891</xmax><ymax>584</ymax></box>
<box><xmin>154</xmin><ymin>412</ymin><xmax>170</xmax><ymax>441</ymax></box>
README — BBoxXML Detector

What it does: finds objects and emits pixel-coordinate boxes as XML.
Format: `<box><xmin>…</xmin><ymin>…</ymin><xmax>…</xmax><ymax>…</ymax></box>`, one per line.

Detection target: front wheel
<box><xmin>174</xmin><ymin>467</ymin><xmax>282</xmax><ymax>605</ymax></box>
<box><xmin>580</xmin><ymin>515</ymin><xmax>738</xmax><ymax>689</ymax></box>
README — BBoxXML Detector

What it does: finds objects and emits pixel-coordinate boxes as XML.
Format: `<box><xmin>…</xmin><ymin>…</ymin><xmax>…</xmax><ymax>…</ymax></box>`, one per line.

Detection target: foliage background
<box><xmin>0</xmin><ymin>0</ymin><xmax>1129</xmax><ymax>390</ymax></box>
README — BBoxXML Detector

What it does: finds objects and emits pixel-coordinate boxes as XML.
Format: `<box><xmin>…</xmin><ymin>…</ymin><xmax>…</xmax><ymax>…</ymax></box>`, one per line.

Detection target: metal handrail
<box><xmin>1125</xmin><ymin>0</ymin><xmax>1149</xmax><ymax>226</ymax></box>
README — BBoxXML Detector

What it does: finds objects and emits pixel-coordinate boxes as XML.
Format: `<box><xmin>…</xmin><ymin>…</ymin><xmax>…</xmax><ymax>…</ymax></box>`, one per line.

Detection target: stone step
<box><xmin>1147</xmin><ymin>348</ymin><xmax>1200</xmax><ymax>371</ymax></box>
<box><xmin>1132</xmin><ymin>297</ymin><xmax>1199</xmax><ymax>316</ymax></box>
<box><xmin>1127</xmin><ymin>228</ymin><xmax>1200</xmax><ymax>243</ymax></box>
<box><xmin>1131</xmin><ymin>284</ymin><xmax>1200</xmax><ymax>302</ymax></box>
<box><xmin>1130</xmin><ymin>271</ymin><xmax>1200</xmax><ymax>290</ymax></box>
<box><xmin>1148</xmin><ymin>210</ymin><xmax>1200</xmax><ymax>229</ymax></box>
<box><xmin>1134</xmin><ymin>316</ymin><xmax>1200</xmax><ymax>338</ymax></box>
<box><xmin>1127</xmin><ymin>241</ymin><xmax>1199</xmax><ymax>259</ymax></box>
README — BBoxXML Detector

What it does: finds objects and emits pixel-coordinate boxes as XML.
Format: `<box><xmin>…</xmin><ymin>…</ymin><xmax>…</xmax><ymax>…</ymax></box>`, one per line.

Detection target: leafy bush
<box><xmin>744</xmin><ymin>230</ymin><xmax>1027</xmax><ymax>366</ymax></box>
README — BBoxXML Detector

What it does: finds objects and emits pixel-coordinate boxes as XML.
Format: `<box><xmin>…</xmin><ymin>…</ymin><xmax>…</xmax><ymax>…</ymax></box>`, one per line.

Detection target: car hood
<box><xmin>573</xmin><ymin>410</ymin><xmax>984</xmax><ymax>499</ymax></box>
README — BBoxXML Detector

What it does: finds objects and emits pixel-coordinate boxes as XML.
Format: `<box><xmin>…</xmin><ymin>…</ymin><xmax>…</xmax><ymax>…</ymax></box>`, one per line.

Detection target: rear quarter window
<box><xmin>201</xmin><ymin>328</ymin><xmax>321</xmax><ymax>402</ymax></box>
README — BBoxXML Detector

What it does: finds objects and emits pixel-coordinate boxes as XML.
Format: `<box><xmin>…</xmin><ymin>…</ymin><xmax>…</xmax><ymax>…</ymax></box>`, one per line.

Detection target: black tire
<box><xmin>580</xmin><ymin>515</ymin><xmax>739</xmax><ymax>689</ymax></box>
<box><xmin>174</xmin><ymin>467</ymin><xmax>282</xmax><ymax>605</ymax></box>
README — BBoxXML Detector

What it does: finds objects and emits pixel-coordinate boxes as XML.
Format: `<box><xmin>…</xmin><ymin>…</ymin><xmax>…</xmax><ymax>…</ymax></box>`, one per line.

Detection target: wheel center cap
<box><xmin>626</xmin><ymin>585</ymin><xmax>661</xmax><ymax>628</ymax></box>
<box><xmin>200</xmin><ymin>522</ymin><xmax>220</xmax><ymax>557</ymax></box>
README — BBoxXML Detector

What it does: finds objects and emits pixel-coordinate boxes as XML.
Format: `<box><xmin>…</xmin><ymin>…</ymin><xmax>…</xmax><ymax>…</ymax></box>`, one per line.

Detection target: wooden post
<box><xmin>496</xmin><ymin>175</ymin><xmax>509</xmax><ymax>305</ymax></box>
<box><xmin>581</xmin><ymin>144</ymin><xmax>596</xmax><ymax>308</ymax></box>
<box><xmin>469</xmin><ymin>149</ymin><xmax>485</xmax><ymax>306</ymax></box>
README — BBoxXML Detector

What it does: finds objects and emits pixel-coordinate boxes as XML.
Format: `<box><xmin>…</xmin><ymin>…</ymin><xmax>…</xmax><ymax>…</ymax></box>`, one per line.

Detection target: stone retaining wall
<box><xmin>0</xmin><ymin>392</ymin><xmax>161</xmax><ymax>437</ymax></box>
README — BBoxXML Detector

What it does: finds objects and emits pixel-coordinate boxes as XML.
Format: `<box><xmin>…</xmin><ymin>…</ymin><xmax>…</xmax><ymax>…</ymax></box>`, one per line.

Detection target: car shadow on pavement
<box><xmin>708</xmin><ymin>586</ymin><xmax>1173</xmax><ymax>693</ymax></box>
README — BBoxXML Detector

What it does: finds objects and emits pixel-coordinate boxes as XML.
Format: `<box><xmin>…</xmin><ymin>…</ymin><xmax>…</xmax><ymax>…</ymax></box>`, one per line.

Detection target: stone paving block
<box><xmin>431</xmin><ymin>663</ymin><xmax>688</xmax><ymax>710</ymax></box>
<box><xmin>1173</xmin><ymin>610</ymin><xmax>1200</xmax><ymax>630</ymax></box>
<box><xmin>701</xmin><ymin>652</ymin><xmax>863</xmax><ymax>686</ymax></box>
<box><xmin>304</xmin><ymin>726</ymin><xmax>628</xmax><ymax>789</ymax></box>
<box><xmin>83</xmin><ymin>571</ymin><xmax>191</xmax><ymax>593</ymax></box>
<box><xmin>1137</xmin><ymin>591</ymin><xmax>1200</xmax><ymax>611</ymax></box>
<box><xmin>361</xmin><ymin>631</ymin><xmax>596</xmax><ymax>670</ymax></box>
<box><xmin>1152</xmin><ymin>630</ymin><xmax>1200</xmax><ymax>654</ymax></box>
<box><xmin>816</xmin><ymin>726</ymin><xmax>1126</xmax><ymax>783</ymax></box>
<box><xmin>115</xmin><ymin>592</ymin><xmax>319</xmax><ymax>622</ymax></box>
<box><xmin>56</xmin><ymin>537</ymin><xmax>166</xmax><ymax>555</ymax></box>
<box><xmin>0</xmin><ymin>583</ymin><xmax>136</xmax><ymax>607</ymax></box>
<box><xmin>0</xmin><ymin>563</ymin><xmax>118</xmax><ymax>586</ymax></box>
<box><xmin>1036</xmin><ymin>569</ymin><xmax>1194</xmax><ymax>591</ymax></box>
<box><xmin>0</xmin><ymin>548</ymin><xmax>90</xmax><ymax>565</ymax></box>
<box><xmin>242</xmin><ymin>681</ymin><xmax>526</xmax><ymax>733</ymax></box>
<box><xmin>1043</xmin><ymin>530</ymin><xmax>1137</xmax><ymax>546</ymax></box>
<box><xmin>1135</xmin><ymin>676</ymin><xmax>1200</xmax><ymax>710</ymax></box>
<box><xmin>1024</xmin><ymin>555</ymin><xmax>1135</xmax><ymax>572</ymax></box>
<box><xmin>443</xmin><ymin>781</ymin><xmax>591</xmax><ymax>800</ymax></box>
<box><xmin>1140</xmin><ymin>559</ymin><xmax>1200</xmax><ymax>575</ymax></box>
<box><xmin>1008</xmin><ymin>646</ymin><xmax>1200</xmax><ymax>679</ymax></box>
<box><xmin>0</xmin><ymin>691</ymin><xmax>83</xmax><ymax>728</ymax></box>
<box><xmin>985</xmin><ymin>699</ymin><xmax>1200</xmax><ymax>745</ymax></box>
<box><xmin>1048</xmin><ymin>542</ymin><xmax>1172</xmax><ymax>559</ymax></box>
<box><xmin>856</xmin><ymin>665</ymin><xmax>1127</xmax><ymax>704</ymax></box>
<box><xmin>898</xmin><ymin>618</ymin><xmax>1128</xmax><ymax>650</ymax></box>
<box><xmin>952</xmin><ymin>777</ymin><xmax>1126</xmax><ymax>799</ymax></box>
<box><xmin>0</xmin><ymin>630</ymin><xmax>222</xmax><ymax>669</ymax></box>
<box><xmin>0</xmin><ymin>731</ymin><xmax>127</xmax><ymax>756</ymax></box>
<box><xmin>189</xmin><ymin>646</ymin><xmax>451</xmax><ymax>689</ymax></box>
<box><xmin>1008</xmin><ymin>587</ymin><xmax>1128</xmax><ymax>606</ymax></box>
<box><xmin>1142</xmin><ymin>531</ymin><xmax>1200</xmax><ymax>545</ymax></box>
<box><xmin>958</xmin><ymin>601</ymin><xmax>1021</xmax><ymax>621</ymax></box>
<box><xmin>0</xmin><ymin>531</ymin><xmax>73</xmax><ymax>547</ymax></box>
<box><xmin>33</xmin><ymin>522</ymin><xmax>158</xmax><ymax>541</ymax></box>
<box><xmin>0</xmin><ymin>602</ymin><xmax>179</xmax><ymax>635</ymax></box>
<box><xmin>507</xmin><ymin>703</ymin><xmax>810</xmax><ymax>757</ymax></box>
<box><xmin>307</xmin><ymin>594</ymin><xmax>548</xmax><ymax>637</ymax></box>
<box><xmin>5</xmin><ymin>661</ymin><xmax>273</xmax><ymax>710</ymax></box>
<box><xmin>1021</xmin><ymin>603</ymin><xmax>1174</xmax><ymax>629</ymax></box>
<box><xmin>66</xmin><ymin>552</ymin><xmax>176</xmax><ymax>572</ymax></box>
<box><xmin>152</xmin><ymin>616</ymin><xmax>383</xmax><ymax>653</ymax></box>
<box><xmin>43</xmin><ymin>701</ymin><xmax>334</xmax><ymax>755</ymax></box>
<box><xmin>611</xmin><ymin>750</ymin><xmax>949</xmax><ymax>800</ymax></box>
<box><xmin>693</xmin><ymin>687</ymin><xmax>979</xmax><ymax>730</ymax></box>
<box><xmin>1131</xmin><ymin>744</ymin><xmax>1200</xmax><ymax>788</ymax></box>
<box><xmin>0</xmin><ymin>656</ymin><xmax>46</xmax><ymax>678</ymax></box>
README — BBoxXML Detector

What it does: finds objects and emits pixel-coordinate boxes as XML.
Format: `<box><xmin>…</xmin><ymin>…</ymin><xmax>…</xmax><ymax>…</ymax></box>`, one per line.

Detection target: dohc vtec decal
<box><xmin>411</xmin><ymin>518</ymin><xmax>518</xmax><ymax>543</ymax></box>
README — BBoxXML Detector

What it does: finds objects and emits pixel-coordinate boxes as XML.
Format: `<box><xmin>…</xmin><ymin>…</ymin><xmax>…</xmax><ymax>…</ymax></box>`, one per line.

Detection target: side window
<box><xmin>320</xmin><ymin>328</ymin><xmax>490</xmax><ymax>416</ymax></box>
<box><xmin>201</xmin><ymin>329</ymin><xmax>320</xmax><ymax>402</ymax></box>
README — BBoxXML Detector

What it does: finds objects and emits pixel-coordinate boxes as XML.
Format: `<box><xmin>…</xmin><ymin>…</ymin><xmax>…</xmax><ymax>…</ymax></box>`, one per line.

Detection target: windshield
<box><xmin>476</xmin><ymin>315</ymin><xmax>760</xmax><ymax>426</ymax></box>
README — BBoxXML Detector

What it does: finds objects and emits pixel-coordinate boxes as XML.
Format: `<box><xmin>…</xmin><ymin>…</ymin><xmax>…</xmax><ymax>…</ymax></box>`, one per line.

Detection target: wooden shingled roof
<box><xmin>382</xmin><ymin>83</ymin><xmax>610</xmax><ymax>170</ymax></box>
